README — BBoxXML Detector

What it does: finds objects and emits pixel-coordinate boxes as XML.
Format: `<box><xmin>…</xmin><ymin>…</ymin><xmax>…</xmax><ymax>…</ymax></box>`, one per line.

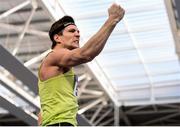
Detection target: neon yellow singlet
<box><xmin>38</xmin><ymin>69</ymin><xmax>78</xmax><ymax>126</ymax></box>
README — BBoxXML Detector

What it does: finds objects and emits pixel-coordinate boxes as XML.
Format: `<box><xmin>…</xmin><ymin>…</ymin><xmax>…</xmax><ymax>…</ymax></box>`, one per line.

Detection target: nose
<box><xmin>75</xmin><ymin>31</ymin><xmax>80</xmax><ymax>38</ymax></box>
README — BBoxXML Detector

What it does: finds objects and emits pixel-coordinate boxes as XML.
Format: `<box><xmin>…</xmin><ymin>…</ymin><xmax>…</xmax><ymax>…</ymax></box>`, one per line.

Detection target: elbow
<box><xmin>86</xmin><ymin>56</ymin><xmax>94</xmax><ymax>62</ymax></box>
<box><xmin>81</xmin><ymin>53</ymin><xmax>95</xmax><ymax>63</ymax></box>
<box><xmin>80</xmin><ymin>48</ymin><xmax>98</xmax><ymax>62</ymax></box>
<box><xmin>82</xmin><ymin>55</ymin><xmax>94</xmax><ymax>63</ymax></box>
<box><xmin>85</xmin><ymin>52</ymin><xmax>100</xmax><ymax>62</ymax></box>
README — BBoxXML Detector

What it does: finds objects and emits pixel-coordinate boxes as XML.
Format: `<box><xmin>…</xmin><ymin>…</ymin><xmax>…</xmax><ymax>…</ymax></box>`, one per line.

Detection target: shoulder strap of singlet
<box><xmin>38</xmin><ymin>49</ymin><xmax>53</xmax><ymax>81</ymax></box>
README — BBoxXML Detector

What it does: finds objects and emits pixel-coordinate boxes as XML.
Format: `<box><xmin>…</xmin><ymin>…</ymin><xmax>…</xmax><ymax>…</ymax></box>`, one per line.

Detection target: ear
<box><xmin>53</xmin><ymin>34</ymin><xmax>62</xmax><ymax>43</ymax></box>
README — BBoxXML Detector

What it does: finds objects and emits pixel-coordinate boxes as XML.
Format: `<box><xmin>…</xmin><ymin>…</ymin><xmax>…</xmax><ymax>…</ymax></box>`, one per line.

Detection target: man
<box><xmin>38</xmin><ymin>3</ymin><xmax>125</xmax><ymax>126</ymax></box>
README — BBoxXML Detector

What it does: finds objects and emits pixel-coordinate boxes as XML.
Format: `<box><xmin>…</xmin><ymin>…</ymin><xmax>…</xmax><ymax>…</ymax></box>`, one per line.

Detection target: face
<box><xmin>55</xmin><ymin>25</ymin><xmax>80</xmax><ymax>49</ymax></box>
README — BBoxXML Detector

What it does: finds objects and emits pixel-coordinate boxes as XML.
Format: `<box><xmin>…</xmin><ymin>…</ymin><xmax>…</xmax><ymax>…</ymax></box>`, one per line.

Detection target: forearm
<box><xmin>81</xmin><ymin>17</ymin><xmax>117</xmax><ymax>59</ymax></box>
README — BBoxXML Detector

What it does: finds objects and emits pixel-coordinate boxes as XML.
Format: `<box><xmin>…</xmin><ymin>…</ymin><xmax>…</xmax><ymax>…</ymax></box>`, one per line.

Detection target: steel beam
<box><xmin>0</xmin><ymin>44</ymin><xmax>91</xmax><ymax>125</ymax></box>
<box><xmin>0</xmin><ymin>45</ymin><xmax>38</xmax><ymax>95</ymax></box>
<box><xmin>119</xmin><ymin>107</ymin><xmax>131</xmax><ymax>125</ymax></box>
<box><xmin>0</xmin><ymin>95</ymin><xmax>37</xmax><ymax>125</ymax></box>
<box><xmin>0</xmin><ymin>23</ymin><xmax>48</xmax><ymax>37</ymax></box>
<box><xmin>0</xmin><ymin>74</ymin><xmax>39</xmax><ymax>111</ymax></box>
<box><xmin>78</xmin><ymin>97</ymin><xmax>105</xmax><ymax>114</ymax></box>
<box><xmin>24</xmin><ymin>49</ymin><xmax>51</xmax><ymax>67</ymax></box>
<box><xmin>90</xmin><ymin>103</ymin><xmax>104</xmax><ymax>123</ymax></box>
<box><xmin>142</xmin><ymin>112</ymin><xmax>180</xmax><ymax>125</ymax></box>
<box><xmin>94</xmin><ymin>109</ymin><xmax>113</xmax><ymax>125</ymax></box>
<box><xmin>114</xmin><ymin>105</ymin><xmax>120</xmax><ymax>126</ymax></box>
<box><xmin>12</xmin><ymin>0</ymin><xmax>38</xmax><ymax>55</ymax></box>
<box><xmin>164</xmin><ymin>0</ymin><xmax>180</xmax><ymax>59</ymax></box>
<box><xmin>0</xmin><ymin>0</ymin><xmax>30</xmax><ymax>19</ymax></box>
<box><xmin>126</xmin><ymin>109</ymin><xmax>180</xmax><ymax>115</ymax></box>
<box><xmin>76</xmin><ymin>114</ymin><xmax>91</xmax><ymax>126</ymax></box>
<box><xmin>100</xmin><ymin>117</ymin><xmax>114</xmax><ymax>126</ymax></box>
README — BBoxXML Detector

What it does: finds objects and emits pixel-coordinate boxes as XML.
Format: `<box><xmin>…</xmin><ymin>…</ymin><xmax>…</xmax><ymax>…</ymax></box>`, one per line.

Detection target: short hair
<box><xmin>49</xmin><ymin>16</ymin><xmax>76</xmax><ymax>49</ymax></box>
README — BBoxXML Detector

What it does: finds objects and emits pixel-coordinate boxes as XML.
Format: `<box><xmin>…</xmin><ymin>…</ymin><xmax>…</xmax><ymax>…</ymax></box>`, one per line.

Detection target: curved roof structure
<box><xmin>0</xmin><ymin>0</ymin><xmax>180</xmax><ymax>126</ymax></box>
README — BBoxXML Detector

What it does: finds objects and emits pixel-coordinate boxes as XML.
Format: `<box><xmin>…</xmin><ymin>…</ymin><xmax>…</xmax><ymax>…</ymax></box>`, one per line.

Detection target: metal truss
<box><xmin>0</xmin><ymin>0</ymin><xmax>180</xmax><ymax>126</ymax></box>
<box><xmin>164</xmin><ymin>0</ymin><xmax>180</xmax><ymax>59</ymax></box>
<box><xmin>0</xmin><ymin>0</ymin><xmax>113</xmax><ymax>125</ymax></box>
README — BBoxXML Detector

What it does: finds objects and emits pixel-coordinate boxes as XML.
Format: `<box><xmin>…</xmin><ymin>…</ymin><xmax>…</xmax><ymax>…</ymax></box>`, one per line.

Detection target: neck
<box><xmin>53</xmin><ymin>43</ymin><xmax>64</xmax><ymax>50</ymax></box>
<box><xmin>54</xmin><ymin>43</ymin><xmax>75</xmax><ymax>50</ymax></box>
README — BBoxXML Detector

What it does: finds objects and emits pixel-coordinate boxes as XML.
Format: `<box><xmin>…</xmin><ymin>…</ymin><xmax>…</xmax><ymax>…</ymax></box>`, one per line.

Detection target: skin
<box><xmin>39</xmin><ymin>3</ymin><xmax>125</xmax><ymax>81</ymax></box>
<box><xmin>39</xmin><ymin>25</ymin><xmax>81</xmax><ymax>81</ymax></box>
<box><xmin>38</xmin><ymin>3</ymin><xmax>125</xmax><ymax>125</ymax></box>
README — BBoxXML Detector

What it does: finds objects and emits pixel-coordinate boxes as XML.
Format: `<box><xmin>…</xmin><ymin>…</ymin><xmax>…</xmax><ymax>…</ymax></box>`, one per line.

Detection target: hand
<box><xmin>108</xmin><ymin>3</ymin><xmax>125</xmax><ymax>23</ymax></box>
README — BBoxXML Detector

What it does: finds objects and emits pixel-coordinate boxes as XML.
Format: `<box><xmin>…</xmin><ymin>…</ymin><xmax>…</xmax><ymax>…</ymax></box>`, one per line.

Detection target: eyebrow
<box><xmin>66</xmin><ymin>28</ymin><xmax>79</xmax><ymax>32</ymax></box>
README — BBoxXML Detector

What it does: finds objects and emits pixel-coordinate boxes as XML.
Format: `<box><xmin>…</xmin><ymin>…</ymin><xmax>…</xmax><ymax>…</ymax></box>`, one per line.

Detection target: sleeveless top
<box><xmin>38</xmin><ymin>65</ymin><xmax>79</xmax><ymax>126</ymax></box>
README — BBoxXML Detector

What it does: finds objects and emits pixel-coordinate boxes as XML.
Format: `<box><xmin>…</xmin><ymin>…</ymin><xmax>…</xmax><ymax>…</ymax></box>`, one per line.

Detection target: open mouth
<box><xmin>74</xmin><ymin>40</ymin><xmax>79</xmax><ymax>43</ymax></box>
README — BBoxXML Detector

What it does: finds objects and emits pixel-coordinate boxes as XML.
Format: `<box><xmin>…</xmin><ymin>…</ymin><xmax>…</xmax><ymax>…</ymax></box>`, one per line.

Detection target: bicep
<box><xmin>55</xmin><ymin>49</ymin><xmax>92</xmax><ymax>67</ymax></box>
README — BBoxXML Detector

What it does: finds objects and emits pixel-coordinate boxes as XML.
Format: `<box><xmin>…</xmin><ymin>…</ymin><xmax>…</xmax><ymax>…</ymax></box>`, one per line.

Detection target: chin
<box><xmin>71</xmin><ymin>46</ymin><xmax>79</xmax><ymax>50</ymax></box>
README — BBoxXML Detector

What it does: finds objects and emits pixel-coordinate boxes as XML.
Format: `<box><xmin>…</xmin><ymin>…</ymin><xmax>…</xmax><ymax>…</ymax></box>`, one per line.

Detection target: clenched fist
<box><xmin>108</xmin><ymin>3</ymin><xmax>125</xmax><ymax>23</ymax></box>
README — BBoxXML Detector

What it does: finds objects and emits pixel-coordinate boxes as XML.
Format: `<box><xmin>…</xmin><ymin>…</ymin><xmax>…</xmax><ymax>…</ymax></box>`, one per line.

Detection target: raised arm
<box><xmin>53</xmin><ymin>3</ymin><xmax>125</xmax><ymax>67</ymax></box>
<box><xmin>80</xmin><ymin>3</ymin><xmax>125</xmax><ymax>59</ymax></box>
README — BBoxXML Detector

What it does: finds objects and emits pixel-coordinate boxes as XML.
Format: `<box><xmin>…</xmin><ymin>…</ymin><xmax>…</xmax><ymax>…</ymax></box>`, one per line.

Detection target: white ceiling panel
<box><xmin>50</xmin><ymin>0</ymin><xmax>180</xmax><ymax>106</ymax></box>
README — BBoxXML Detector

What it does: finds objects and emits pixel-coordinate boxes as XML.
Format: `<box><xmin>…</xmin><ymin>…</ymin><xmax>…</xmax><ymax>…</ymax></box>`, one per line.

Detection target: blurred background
<box><xmin>0</xmin><ymin>0</ymin><xmax>180</xmax><ymax>126</ymax></box>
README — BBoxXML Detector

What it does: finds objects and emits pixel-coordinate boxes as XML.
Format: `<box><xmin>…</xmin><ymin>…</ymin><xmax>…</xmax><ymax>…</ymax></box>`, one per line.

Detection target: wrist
<box><xmin>107</xmin><ymin>16</ymin><xmax>119</xmax><ymax>26</ymax></box>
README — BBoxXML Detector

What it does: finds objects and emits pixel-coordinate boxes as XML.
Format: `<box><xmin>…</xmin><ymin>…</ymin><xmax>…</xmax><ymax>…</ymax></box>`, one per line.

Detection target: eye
<box><xmin>68</xmin><ymin>29</ymin><xmax>80</xmax><ymax>33</ymax></box>
<box><xmin>69</xmin><ymin>29</ymin><xmax>76</xmax><ymax>33</ymax></box>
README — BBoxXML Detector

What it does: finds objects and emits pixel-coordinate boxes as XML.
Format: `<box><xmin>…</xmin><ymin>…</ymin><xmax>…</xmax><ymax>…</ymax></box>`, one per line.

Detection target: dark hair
<box><xmin>49</xmin><ymin>16</ymin><xmax>75</xmax><ymax>49</ymax></box>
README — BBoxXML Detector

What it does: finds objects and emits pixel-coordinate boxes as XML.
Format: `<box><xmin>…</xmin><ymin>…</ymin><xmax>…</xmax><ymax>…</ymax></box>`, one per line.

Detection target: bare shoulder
<box><xmin>46</xmin><ymin>48</ymin><xmax>68</xmax><ymax>65</ymax></box>
<box><xmin>39</xmin><ymin>49</ymin><xmax>68</xmax><ymax>81</ymax></box>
